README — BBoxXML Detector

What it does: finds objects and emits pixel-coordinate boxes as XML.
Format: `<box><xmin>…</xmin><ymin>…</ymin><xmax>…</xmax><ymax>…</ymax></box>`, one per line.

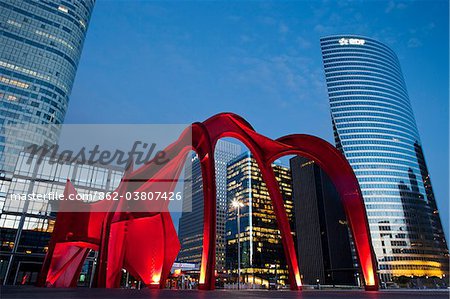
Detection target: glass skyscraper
<box><xmin>0</xmin><ymin>0</ymin><xmax>95</xmax><ymax>171</ymax></box>
<box><xmin>225</xmin><ymin>152</ymin><xmax>295</xmax><ymax>288</ymax></box>
<box><xmin>320</xmin><ymin>35</ymin><xmax>449</xmax><ymax>283</ymax></box>
<box><xmin>0</xmin><ymin>0</ymin><xmax>95</xmax><ymax>286</ymax></box>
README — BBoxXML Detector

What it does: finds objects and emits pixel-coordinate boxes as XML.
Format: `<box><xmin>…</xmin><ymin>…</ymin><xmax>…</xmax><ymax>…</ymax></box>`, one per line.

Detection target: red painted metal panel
<box><xmin>38</xmin><ymin>113</ymin><xmax>378</xmax><ymax>291</ymax></box>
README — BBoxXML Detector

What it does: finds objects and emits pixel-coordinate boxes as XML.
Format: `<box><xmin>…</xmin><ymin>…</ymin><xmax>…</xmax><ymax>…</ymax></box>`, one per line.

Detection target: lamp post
<box><xmin>232</xmin><ymin>199</ymin><xmax>244</xmax><ymax>290</ymax></box>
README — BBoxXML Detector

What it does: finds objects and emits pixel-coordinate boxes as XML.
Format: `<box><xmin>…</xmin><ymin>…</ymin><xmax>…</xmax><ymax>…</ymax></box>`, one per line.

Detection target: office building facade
<box><xmin>0</xmin><ymin>151</ymin><xmax>123</xmax><ymax>285</ymax></box>
<box><xmin>177</xmin><ymin>140</ymin><xmax>241</xmax><ymax>272</ymax></box>
<box><xmin>225</xmin><ymin>152</ymin><xmax>295</xmax><ymax>287</ymax></box>
<box><xmin>0</xmin><ymin>0</ymin><xmax>96</xmax><ymax>285</ymax></box>
<box><xmin>0</xmin><ymin>0</ymin><xmax>95</xmax><ymax>171</ymax></box>
<box><xmin>320</xmin><ymin>35</ymin><xmax>449</xmax><ymax>282</ymax></box>
<box><xmin>290</xmin><ymin>156</ymin><xmax>356</xmax><ymax>286</ymax></box>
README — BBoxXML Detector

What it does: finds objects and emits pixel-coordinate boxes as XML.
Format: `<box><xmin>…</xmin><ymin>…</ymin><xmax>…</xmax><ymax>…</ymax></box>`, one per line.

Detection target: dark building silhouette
<box><xmin>290</xmin><ymin>156</ymin><xmax>356</xmax><ymax>285</ymax></box>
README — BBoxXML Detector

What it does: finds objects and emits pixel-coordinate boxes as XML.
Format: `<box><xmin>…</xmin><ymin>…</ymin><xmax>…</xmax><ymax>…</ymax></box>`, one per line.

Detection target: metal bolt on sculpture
<box><xmin>37</xmin><ymin>113</ymin><xmax>379</xmax><ymax>291</ymax></box>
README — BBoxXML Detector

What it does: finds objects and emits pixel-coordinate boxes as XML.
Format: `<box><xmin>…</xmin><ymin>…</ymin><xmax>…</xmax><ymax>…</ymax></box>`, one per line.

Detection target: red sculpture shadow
<box><xmin>38</xmin><ymin>112</ymin><xmax>379</xmax><ymax>291</ymax></box>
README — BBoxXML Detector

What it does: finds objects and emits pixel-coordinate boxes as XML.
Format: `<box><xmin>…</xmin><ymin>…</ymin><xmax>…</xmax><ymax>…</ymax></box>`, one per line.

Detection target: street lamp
<box><xmin>232</xmin><ymin>199</ymin><xmax>244</xmax><ymax>290</ymax></box>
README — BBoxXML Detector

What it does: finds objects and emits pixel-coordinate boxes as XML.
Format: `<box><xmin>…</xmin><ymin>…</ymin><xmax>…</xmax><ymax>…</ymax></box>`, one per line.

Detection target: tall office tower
<box><xmin>320</xmin><ymin>35</ymin><xmax>449</xmax><ymax>282</ymax></box>
<box><xmin>0</xmin><ymin>0</ymin><xmax>95</xmax><ymax>171</ymax></box>
<box><xmin>177</xmin><ymin>140</ymin><xmax>241</xmax><ymax>272</ymax></box>
<box><xmin>0</xmin><ymin>0</ymin><xmax>95</xmax><ymax>285</ymax></box>
<box><xmin>225</xmin><ymin>152</ymin><xmax>295</xmax><ymax>287</ymax></box>
<box><xmin>290</xmin><ymin>156</ymin><xmax>355</xmax><ymax>286</ymax></box>
<box><xmin>0</xmin><ymin>150</ymin><xmax>123</xmax><ymax>285</ymax></box>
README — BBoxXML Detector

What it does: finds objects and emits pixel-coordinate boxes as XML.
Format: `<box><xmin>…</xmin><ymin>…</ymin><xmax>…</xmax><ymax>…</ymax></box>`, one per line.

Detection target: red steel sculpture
<box><xmin>38</xmin><ymin>112</ymin><xmax>379</xmax><ymax>291</ymax></box>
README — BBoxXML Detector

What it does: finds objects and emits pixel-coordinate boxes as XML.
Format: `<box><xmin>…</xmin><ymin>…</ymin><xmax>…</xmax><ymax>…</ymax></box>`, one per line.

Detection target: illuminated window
<box><xmin>58</xmin><ymin>6</ymin><xmax>68</xmax><ymax>13</ymax></box>
<box><xmin>0</xmin><ymin>76</ymin><xmax>29</xmax><ymax>89</ymax></box>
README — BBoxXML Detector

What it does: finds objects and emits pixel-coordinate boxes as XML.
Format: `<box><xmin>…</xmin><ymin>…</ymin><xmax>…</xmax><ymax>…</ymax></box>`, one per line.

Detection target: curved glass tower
<box><xmin>0</xmin><ymin>0</ymin><xmax>95</xmax><ymax>285</ymax></box>
<box><xmin>320</xmin><ymin>35</ymin><xmax>448</xmax><ymax>283</ymax></box>
<box><xmin>0</xmin><ymin>0</ymin><xmax>95</xmax><ymax>171</ymax></box>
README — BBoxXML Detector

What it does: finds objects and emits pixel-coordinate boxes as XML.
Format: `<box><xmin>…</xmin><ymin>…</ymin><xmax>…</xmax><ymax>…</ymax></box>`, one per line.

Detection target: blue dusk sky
<box><xmin>65</xmin><ymin>0</ymin><xmax>449</xmax><ymax>237</ymax></box>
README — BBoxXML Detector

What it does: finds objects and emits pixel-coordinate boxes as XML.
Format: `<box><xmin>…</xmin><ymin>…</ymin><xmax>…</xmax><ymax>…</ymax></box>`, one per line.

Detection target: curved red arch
<box><xmin>38</xmin><ymin>112</ymin><xmax>379</xmax><ymax>291</ymax></box>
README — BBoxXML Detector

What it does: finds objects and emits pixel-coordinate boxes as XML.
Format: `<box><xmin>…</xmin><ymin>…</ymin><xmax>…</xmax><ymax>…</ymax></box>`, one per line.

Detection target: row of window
<box><xmin>334</xmin><ymin>111</ymin><xmax>416</xmax><ymax>130</ymax></box>
<box><xmin>329</xmin><ymin>85</ymin><xmax>409</xmax><ymax>105</ymax></box>
<box><xmin>356</xmin><ymin>170</ymin><xmax>421</xmax><ymax>178</ymax></box>
<box><xmin>3</xmin><ymin>16</ymin><xmax>80</xmax><ymax>56</ymax></box>
<box><xmin>339</xmin><ymin>128</ymin><xmax>418</xmax><ymax>142</ymax></box>
<box><xmin>336</xmin><ymin>117</ymin><xmax>418</xmax><ymax>135</ymax></box>
<box><xmin>325</xmin><ymin>65</ymin><xmax>404</xmax><ymax>84</ymax></box>
<box><xmin>359</xmin><ymin>183</ymin><xmax>424</xmax><ymax>191</ymax></box>
<box><xmin>324</xmin><ymin>62</ymin><xmax>403</xmax><ymax>82</ymax></box>
<box><xmin>344</xmin><ymin>145</ymin><xmax>416</xmax><ymax>156</ymax></box>
<box><xmin>363</xmin><ymin>190</ymin><xmax>419</xmax><ymax>197</ymax></box>
<box><xmin>0</xmin><ymin>84</ymin><xmax>65</xmax><ymax>124</ymax></box>
<box><xmin>326</xmin><ymin>77</ymin><xmax>407</xmax><ymax>97</ymax></box>
<box><xmin>324</xmin><ymin>70</ymin><xmax>405</xmax><ymax>87</ymax></box>
<box><xmin>339</xmin><ymin>133</ymin><xmax>416</xmax><ymax>146</ymax></box>
<box><xmin>342</xmin><ymin>138</ymin><xmax>414</xmax><ymax>148</ymax></box>
<box><xmin>20</xmin><ymin>0</ymin><xmax>89</xmax><ymax>35</ymax></box>
<box><xmin>0</xmin><ymin>49</ymin><xmax>74</xmax><ymax>88</ymax></box>
<box><xmin>322</xmin><ymin>52</ymin><xmax>399</xmax><ymax>72</ymax></box>
<box><xmin>357</xmin><ymin>176</ymin><xmax>421</xmax><ymax>184</ymax></box>
<box><xmin>322</xmin><ymin>48</ymin><xmax>399</xmax><ymax>68</ymax></box>
<box><xmin>324</xmin><ymin>60</ymin><xmax>402</xmax><ymax>82</ymax></box>
<box><xmin>330</xmin><ymin>95</ymin><xmax>414</xmax><ymax>115</ymax></box>
<box><xmin>3</xmin><ymin>30</ymin><xmax>76</xmax><ymax>70</ymax></box>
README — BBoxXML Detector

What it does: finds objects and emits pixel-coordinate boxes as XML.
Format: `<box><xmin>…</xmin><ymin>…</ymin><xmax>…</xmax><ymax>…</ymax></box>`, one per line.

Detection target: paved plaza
<box><xmin>1</xmin><ymin>287</ymin><xmax>449</xmax><ymax>299</ymax></box>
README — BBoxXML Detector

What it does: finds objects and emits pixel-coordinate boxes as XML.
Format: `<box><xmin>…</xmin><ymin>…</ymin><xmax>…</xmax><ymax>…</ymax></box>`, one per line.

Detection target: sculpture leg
<box><xmin>105</xmin><ymin>221</ymin><xmax>127</xmax><ymax>288</ymax></box>
<box><xmin>198</xmin><ymin>150</ymin><xmax>217</xmax><ymax>290</ymax></box>
<box><xmin>37</xmin><ymin>240</ymin><xmax>55</xmax><ymax>287</ymax></box>
<box><xmin>159</xmin><ymin>212</ymin><xmax>181</xmax><ymax>289</ymax></box>
<box><xmin>45</xmin><ymin>243</ymin><xmax>89</xmax><ymax>287</ymax></box>
<box><xmin>122</xmin><ymin>215</ymin><xmax>165</xmax><ymax>288</ymax></box>
<box><xmin>341</xmin><ymin>192</ymin><xmax>379</xmax><ymax>291</ymax></box>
